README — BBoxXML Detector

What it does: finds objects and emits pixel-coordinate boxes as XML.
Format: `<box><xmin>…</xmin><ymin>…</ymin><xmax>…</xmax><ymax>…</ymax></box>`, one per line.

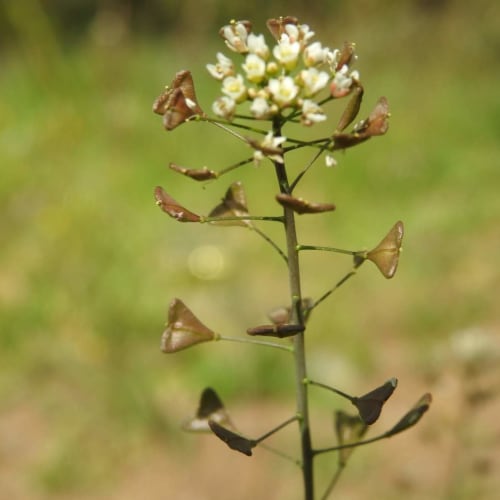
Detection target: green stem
<box><xmin>297</xmin><ymin>244</ymin><xmax>358</xmax><ymax>256</ymax></box>
<box><xmin>314</xmin><ymin>433</ymin><xmax>386</xmax><ymax>456</ymax></box>
<box><xmin>207</xmin><ymin>116</ymin><xmax>269</xmax><ymax>135</ymax></box>
<box><xmin>217</xmin><ymin>335</ymin><xmax>293</xmax><ymax>352</ymax></box>
<box><xmin>290</xmin><ymin>141</ymin><xmax>332</xmax><ymax>191</ymax></box>
<box><xmin>217</xmin><ymin>156</ymin><xmax>254</xmax><ymax>176</ymax></box>
<box><xmin>202</xmin><ymin>215</ymin><xmax>285</xmax><ymax>223</ymax></box>
<box><xmin>255</xmin><ymin>415</ymin><xmax>299</xmax><ymax>444</ymax></box>
<box><xmin>273</xmin><ymin>118</ymin><xmax>314</xmax><ymax>500</ymax></box>
<box><xmin>251</xmin><ymin>226</ymin><xmax>288</xmax><ymax>264</ymax></box>
<box><xmin>307</xmin><ymin>379</ymin><xmax>354</xmax><ymax>402</ymax></box>
<box><xmin>321</xmin><ymin>465</ymin><xmax>345</xmax><ymax>500</ymax></box>
<box><xmin>259</xmin><ymin>443</ymin><xmax>302</xmax><ymax>467</ymax></box>
<box><xmin>311</xmin><ymin>271</ymin><xmax>357</xmax><ymax>311</ymax></box>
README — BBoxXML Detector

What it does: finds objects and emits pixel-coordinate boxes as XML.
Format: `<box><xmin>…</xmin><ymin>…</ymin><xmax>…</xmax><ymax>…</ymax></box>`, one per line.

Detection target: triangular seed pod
<box><xmin>169</xmin><ymin>163</ymin><xmax>218</xmax><ymax>181</ymax></box>
<box><xmin>247</xmin><ymin>323</ymin><xmax>305</xmax><ymax>338</ymax></box>
<box><xmin>275</xmin><ymin>193</ymin><xmax>335</xmax><ymax>215</ymax></box>
<box><xmin>385</xmin><ymin>393</ymin><xmax>432</xmax><ymax>437</ymax></box>
<box><xmin>366</xmin><ymin>221</ymin><xmax>404</xmax><ymax>279</ymax></box>
<box><xmin>183</xmin><ymin>388</ymin><xmax>234</xmax><ymax>432</ymax></box>
<box><xmin>209</xmin><ymin>420</ymin><xmax>255</xmax><ymax>456</ymax></box>
<box><xmin>161</xmin><ymin>298</ymin><xmax>215</xmax><ymax>353</ymax></box>
<box><xmin>209</xmin><ymin>182</ymin><xmax>251</xmax><ymax>227</ymax></box>
<box><xmin>351</xmin><ymin>378</ymin><xmax>398</xmax><ymax>425</ymax></box>
<box><xmin>336</xmin><ymin>85</ymin><xmax>364</xmax><ymax>132</ymax></box>
<box><xmin>334</xmin><ymin>410</ymin><xmax>368</xmax><ymax>465</ymax></box>
<box><xmin>154</xmin><ymin>186</ymin><xmax>201</xmax><ymax>222</ymax></box>
<box><xmin>153</xmin><ymin>70</ymin><xmax>204</xmax><ymax>130</ymax></box>
<box><xmin>266</xmin><ymin>16</ymin><xmax>299</xmax><ymax>40</ymax></box>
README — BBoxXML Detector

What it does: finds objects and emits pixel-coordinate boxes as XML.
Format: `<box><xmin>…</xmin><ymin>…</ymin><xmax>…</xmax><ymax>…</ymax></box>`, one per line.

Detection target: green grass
<box><xmin>1</xmin><ymin>3</ymin><xmax>499</xmax><ymax>497</ymax></box>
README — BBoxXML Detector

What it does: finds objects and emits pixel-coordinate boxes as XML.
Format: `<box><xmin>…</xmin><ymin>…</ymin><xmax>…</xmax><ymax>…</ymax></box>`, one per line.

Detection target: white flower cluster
<box><xmin>208</xmin><ymin>18</ymin><xmax>360</xmax><ymax>127</ymax></box>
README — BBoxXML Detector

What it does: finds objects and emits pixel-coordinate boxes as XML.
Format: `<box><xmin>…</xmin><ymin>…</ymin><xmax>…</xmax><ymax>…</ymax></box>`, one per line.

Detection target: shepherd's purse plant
<box><xmin>150</xmin><ymin>16</ymin><xmax>431</xmax><ymax>500</ymax></box>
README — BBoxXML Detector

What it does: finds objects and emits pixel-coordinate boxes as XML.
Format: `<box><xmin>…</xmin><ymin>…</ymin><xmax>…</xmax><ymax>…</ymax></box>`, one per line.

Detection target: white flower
<box><xmin>325</xmin><ymin>154</ymin><xmax>337</xmax><ymax>167</ymax></box>
<box><xmin>303</xmin><ymin>41</ymin><xmax>329</xmax><ymax>67</ymax></box>
<box><xmin>212</xmin><ymin>96</ymin><xmax>236</xmax><ymax>120</ymax></box>
<box><xmin>301</xmin><ymin>99</ymin><xmax>327</xmax><ymax>126</ymax></box>
<box><xmin>221</xmin><ymin>74</ymin><xmax>247</xmax><ymax>102</ymax></box>
<box><xmin>326</xmin><ymin>48</ymin><xmax>340</xmax><ymax>71</ymax></box>
<box><xmin>247</xmin><ymin>33</ymin><xmax>270</xmax><ymax>59</ymax></box>
<box><xmin>300</xmin><ymin>67</ymin><xmax>330</xmax><ymax>96</ymax></box>
<box><xmin>330</xmin><ymin>65</ymin><xmax>359</xmax><ymax>98</ymax></box>
<box><xmin>220</xmin><ymin>21</ymin><xmax>250</xmax><ymax>53</ymax></box>
<box><xmin>284</xmin><ymin>24</ymin><xmax>300</xmax><ymax>42</ymax></box>
<box><xmin>298</xmin><ymin>24</ymin><xmax>315</xmax><ymax>43</ymax></box>
<box><xmin>242</xmin><ymin>54</ymin><xmax>266</xmax><ymax>83</ymax></box>
<box><xmin>250</xmin><ymin>97</ymin><xmax>272</xmax><ymax>119</ymax></box>
<box><xmin>206</xmin><ymin>52</ymin><xmax>234</xmax><ymax>80</ymax></box>
<box><xmin>252</xmin><ymin>131</ymin><xmax>286</xmax><ymax>166</ymax></box>
<box><xmin>272</xmin><ymin>34</ymin><xmax>301</xmax><ymax>70</ymax></box>
<box><xmin>283</xmin><ymin>23</ymin><xmax>314</xmax><ymax>45</ymax></box>
<box><xmin>268</xmin><ymin>76</ymin><xmax>299</xmax><ymax>107</ymax></box>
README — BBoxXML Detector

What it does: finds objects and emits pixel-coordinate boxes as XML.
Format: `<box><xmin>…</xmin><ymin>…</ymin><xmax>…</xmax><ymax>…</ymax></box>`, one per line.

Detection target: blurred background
<box><xmin>1</xmin><ymin>1</ymin><xmax>499</xmax><ymax>499</ymax></box>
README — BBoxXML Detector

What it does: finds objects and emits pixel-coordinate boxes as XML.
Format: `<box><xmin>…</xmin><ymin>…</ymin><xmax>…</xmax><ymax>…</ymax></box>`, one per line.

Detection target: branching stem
<box><xmin>217</xmin><ymin>335</ymin><xmax>293</xmax><ymax>352</ymax></box>
<box><xmin>273</xmin><ymin>117</ymin><xmax>314</xmax><ymax>500</ymax></box>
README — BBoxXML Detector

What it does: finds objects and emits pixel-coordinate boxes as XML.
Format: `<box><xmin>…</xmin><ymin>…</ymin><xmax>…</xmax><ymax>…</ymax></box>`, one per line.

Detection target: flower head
<box><xmin>201</xmin><ymin>19</ymin><xmax>364</xmax><ymax>132</ymax></box>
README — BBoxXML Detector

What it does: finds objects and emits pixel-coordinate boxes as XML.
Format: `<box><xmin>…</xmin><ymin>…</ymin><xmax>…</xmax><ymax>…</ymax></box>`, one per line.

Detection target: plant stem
<box><xmin>255</xmin><ymin>415</ymin><xmax>298</xmax><ymax>444</ymax></box>
<box><xmin>314</xmin><ymin>433</ymin><xmax>386</xmax><ymax>456</ymax></box>
<box><xmin>311</xmin><ymin>271</ymin><xmax>357</xmax><ymax>311</ymax></box>
<box><xmin>251</xmin><ymin>226</ymin><xmax>288</xmax><ymax>263</ymax></box>
<box><xmin>321</xmin><ymin>465</ymin><xmax>344</xmax><ymax>500</ymax></box>
<box><xmin>308</xmin><ymin>379</ymin><xmax>354</xmax><ymax>402</ymax></box>
<box><xmin>217</xmin><ymin>335</ymin><xmax>293</xmax><ymax>352</ymax></box>
<box><xmin>273</xmin><ymin>118</ymin><xmax>314</xmax><ymax>500</ymax></box>
<box><xmin>203</xmin><ymin>215</ymin><xmax>285</xmax><ymax>223</ymax></box>
<box><xmin>297</xmin><ymin>244</ymin><xmax>357</xmax><ymax>256</ymax></box>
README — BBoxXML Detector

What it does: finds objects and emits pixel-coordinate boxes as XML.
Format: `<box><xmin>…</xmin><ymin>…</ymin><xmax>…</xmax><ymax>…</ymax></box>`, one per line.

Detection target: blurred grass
<box><xmin>1</xmin><ymin>1</ymin><xmax>500</xmax><ymax>498</ymax></box>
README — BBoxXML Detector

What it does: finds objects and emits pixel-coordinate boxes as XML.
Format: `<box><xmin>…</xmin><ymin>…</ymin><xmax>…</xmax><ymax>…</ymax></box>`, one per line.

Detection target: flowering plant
<box><xmin>151</xmin><ymin>17</ymin><xmax>430</xmax><ymax>500</ymax></box>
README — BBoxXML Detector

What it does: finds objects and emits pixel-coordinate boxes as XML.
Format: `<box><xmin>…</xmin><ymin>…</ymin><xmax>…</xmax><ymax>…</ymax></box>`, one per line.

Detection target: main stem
<box><xmin>273</xmin><ymin>120</ymin><xmax>314</xmax><ymax>500</ymax></box>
